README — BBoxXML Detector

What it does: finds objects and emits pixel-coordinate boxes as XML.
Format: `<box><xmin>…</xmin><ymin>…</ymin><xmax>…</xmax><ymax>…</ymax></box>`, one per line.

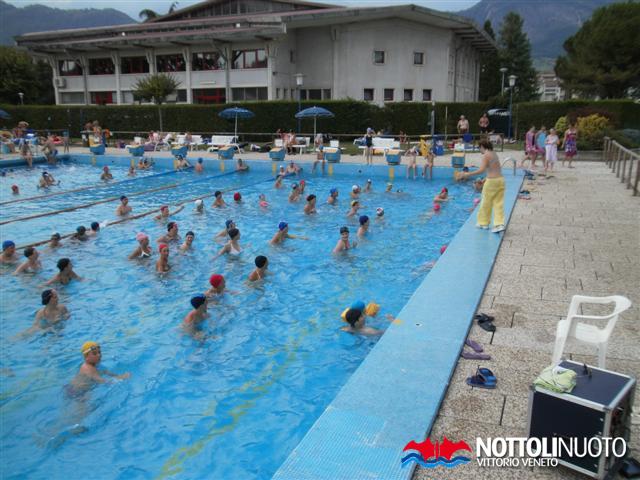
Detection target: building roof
<box><xmin>15</xmin><ymin>3</ymin><xmax>496</xmax><ymax>54</ymax></box>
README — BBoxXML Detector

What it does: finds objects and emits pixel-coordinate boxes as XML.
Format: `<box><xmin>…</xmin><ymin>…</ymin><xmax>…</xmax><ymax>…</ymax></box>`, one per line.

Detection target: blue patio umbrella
<box><xmin>0</xmin><ymin>109</ymin><xmax>11</xmax><ymax>120</ymax></box>
<box><xmin>295</xmin><ymin>106</ymin><xmax>334</xmax><ymax>139</ymax></box>
<box><xmin>218</xmin><ymin>106</ymin><xmax>255</xmax><ymax>139</ymax></box>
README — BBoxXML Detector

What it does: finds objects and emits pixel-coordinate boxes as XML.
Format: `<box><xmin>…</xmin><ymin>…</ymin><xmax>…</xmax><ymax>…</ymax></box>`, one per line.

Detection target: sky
<box><xmin>4</xmin><ymin>0</ymin><xmax>479</xmax><ymax>20</ymax></box>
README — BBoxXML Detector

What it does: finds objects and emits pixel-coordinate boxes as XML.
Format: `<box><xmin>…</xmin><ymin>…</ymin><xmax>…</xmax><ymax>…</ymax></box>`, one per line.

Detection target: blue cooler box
<box><xmin>171</xmin><ymin>145</ymin><xmax>188</xmax><ymax>157</ymax></box>
<box><xmin>128</xmin><ymin>145</ymin><xmax>144</xmax><ymax>156</ymax></box>
<box><xmin>386</xmin><ymin>149</ymin><xmax>402</xmax><ymax>165</ymax></box>
<box><xmin>218</xmin><ymin>146</ymin><xmax>235</xmax><ymax>160</ymax></box>
<box><xmin>324</xmin><ymin>147</ymin><xmax>341</xmax><ymax>163</ymax></box>
<box><xmin>451</xmin><ymin>153</ymin><xmax>465</xmax><ymax>168</ymax></box>
<box><xmin>89</xmin><ymin>144</ymin><xmax>105</xmax><ymax>155</ymax></box>
<box><xmin>270</xmin><ymin>147</ymin><xmax>285</xmax><ymax>161</ymax></box>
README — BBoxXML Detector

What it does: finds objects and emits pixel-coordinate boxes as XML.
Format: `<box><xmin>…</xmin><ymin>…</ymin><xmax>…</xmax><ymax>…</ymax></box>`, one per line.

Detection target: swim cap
<box><xmin>292</xmin><ymin>183</ymin><xmax>298</xmax><ymax>190</ymax></box>
<box><xmin>359</xmin><ymin>215</ymin><xmax>369</xmax><ymax>225</ymax></box>
<box><xmin>198</xmin><ymin>158</ymin><xmax>203</xmax><ymax>163</ymax></box>
<box><xmin>462</xmin><ymin>166</ymin><xmax>469</xmax><ymax>172</ymax></box>
<box><xmin>433</xmin><ymin>203</ymin><xmax>441</xmax><ymax>212</ymax></box>
<box><xmin>233</xmin><ymin>192</ymin><xmax>241</xmax><ymax>201</ymax></box>
<box><xmin>300</xmin><ymin>180</ymin><xmax>306</xmax><ymax>186</ymax></box>
<box><xmin>306</xmin><ymin>194</ymin><xmax>316</xmax><ymax>202</ymax></box>
<box><xmin>41</xmin><ymin>289</ymin><xmax>53</xmax><ymax>305</ymax></box>
<box><xmin>167</xmin><ymin>222</ymin><xmax>177</xmax><ymax>231</ymax></box>
<box><xmin>330</xmin><ymin>188</ymin><xmax>337</xmax><ymax>195</ymax></box>
<box><xmin>160</xmin><ymin>205</ymin><xmax>169</xmax><ymax>211</ymax></box>
<box><xmin>365</xmin><ymin>302</ymin><xmax>380</xmax><ymax>317</ymax></box>
<box><xmin>51</xmin><ymin>232</ymin><xmax>61</xmax><ymax>240</ymax></box>
<box><xmin>42</xmin><ymin>171</ymin><xmax>49</xmax><ymax>177</ymax></box>
<box><xmin>440</xmin><ymin>245</ymin><xmax>448</xmax><ymax>255</ymax></box>
<box><xmin>352</xmin><ymin>185</ymin><xmax>358</xmax><ymax>192</ymax></box>
<box><xmin>103</xmin><ymin>166</ymin><xmax>109</xmax><ymax>172</ymax></box>
<box><xmin>386</xmin><ymin>182</ymin><xmax>393</xmax><ymax>188</ymax></box>
<box><xmin>76</xmin><ymin>226</ymin><xmax>86</xmax><ymax>235</ymax></box>
<box><xmin>24</xmin><ymin>247</ymin><xmax>35</xmax><ymax>258</ymax></box>
<box><xmin>120</xmin><ymin>195</ymin><xmax>127</xmax><ymax>201</ymax></box>
<box><xmin>225</xmin><ymin>219</ymin><xmax>234</xmax><ymax>229</ymax></box>
<box><xmin>255</xmin><ymin>255</ymin><xmax>267</xmax><ymax>268</ymax></box>
<box><xmin>57</xmin><ymin>258</ymin><xmax>70</xmax><ymax>271</ymax></box>
<box><xmin>351</xmin><ymin>200</ymin><xmax>358</xmax><ymax>207</ymax></box>
<box><xmin>209</xmin><ymin>274</ymin><xmax>224</xmax><ymax>288</ymax></box>
<box><xmin>441</xmin><ymin>187</ymin><xmax>448</xmax><ymax>193</ymax></box>
<box><xmin>81</xmin><ymin>341</ymin><xmax>99</xmax><ymax>355</ymax></box>
<box><xmin>158</xmin><ymin>243</ymin><xmax>168</xmax><ymax>253</ymax></box>
<box><xmin>11</xmin><ymin>184</ymin><xmax>18</xmax><ymax>191</ymax></box>
<box><xmin>278</xmin><ymin>221</ymin><xmax>288</xmax><ymax>231</ymax></box>
<box><xmin>339</xmin><ymin>226</ymin><xmax>349</xmax><ymax>234</ymax></box>
<box><xmin>176</xmin><ymin>154</ymin><xmax>184</xmax><ymax>160</ymax></box>
<box><xmin>91</xmin><ymin>222</ymin><xmax>100</xmax><ymax>231</ymax></box>
<box><xmin>190</xmin><ymin>294</ymin><xmax>207</xmax><ymax>309</ymax></box>
<box><xmin>228</xmin><ymin>228</ymin><xmax>239</xmax><ymax>239</ymax></box>
<box><xmin>214</xmin><ymin>190</ymin><xmax>222</xmax><ymax>198</ymax></box>
<box><xmin>195</xmin><ymin>199</ymin><xmax>203</xmax><ymax>207</ymax></box>
<box><xmin>351</xmin><ymin>300</ymin><xmax>366</xmax><ymax>312</ymax></box>
<box><xmin>2</xmin><ymin>240</ymin><xmax>15</xmax><ymax>251</ymax></box>
<box><xmin>376</xmin><ymin>207</ymin><xmax>384</xmax><ymax>217</ymax></box>
<box><xmin>473</xmin><ymin>198</ymin><xmax>480</xmax><ymax>206</ymax></box>
<box><xmin>367</xmin><ymin>179</ymin><xmax>372</xmax><ymax>183</ymax></box>
<box><xmin>345</xmin><ymin>308</ymin><xmax>362</xmax><ymax>327</ymax></box>
<box><xmin>136</xmin><ymin>232</ymin><xmax>148</xmax><ymax>242</ymax></box>
<box><xmin>186</xmin><ymin>231</ymin><xmax>195</xmax><ymax>238</ymax></box>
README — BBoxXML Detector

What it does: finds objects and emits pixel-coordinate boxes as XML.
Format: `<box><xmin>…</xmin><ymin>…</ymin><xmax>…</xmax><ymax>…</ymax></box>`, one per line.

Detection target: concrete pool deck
<box><xmin>414</xmin><ymin>161</ymin><xmax>640</xmax><ymax>480</ymax></box>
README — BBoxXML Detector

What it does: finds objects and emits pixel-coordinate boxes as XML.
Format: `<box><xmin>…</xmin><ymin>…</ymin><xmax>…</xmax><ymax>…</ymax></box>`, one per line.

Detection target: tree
<box><xmin>498</xmin><ymin>12</ymin><xmax>538</xmax><ymax>101</ymax></box>
<box><xmin>0</xmin><ymin>46</ymin><xmax>54</xmax><ymax>104</ymax></box>
<box><xmin>555</xmin><ymin>2</ymin><xmax>640</xmax><ymax>99</ymax></box>
<box><xmin>478</xmin><ymin>20</ymin><xmax>501</xmax><ymax>101</ymax></box>
<box><xmin>139</xmin><ymin>9</ymin><xmax>159</xmax><ymax>22</ymax></box>
<box><xmin>132</xmin><ymin>73</ymin><xmax>180</xmax><ymax>132</ymax></box>
<box><xmin>168</xmin><ymin>2</ymin><xmax>179</xmax><ymax>13</ymax></box>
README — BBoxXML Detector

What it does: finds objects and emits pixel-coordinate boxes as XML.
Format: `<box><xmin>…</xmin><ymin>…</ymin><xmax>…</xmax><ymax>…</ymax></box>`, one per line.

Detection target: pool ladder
<box><xmin>502</xmin><ymin>157</ymin><xmax>517</xmax><ymax>175</ymax></box>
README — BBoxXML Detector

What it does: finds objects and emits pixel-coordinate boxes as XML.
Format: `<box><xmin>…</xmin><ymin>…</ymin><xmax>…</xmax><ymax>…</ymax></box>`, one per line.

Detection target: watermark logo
<box><xmin>401</xmin><ymin>436</ymin><xmax>472</xmax><ymax>469</ymax></box>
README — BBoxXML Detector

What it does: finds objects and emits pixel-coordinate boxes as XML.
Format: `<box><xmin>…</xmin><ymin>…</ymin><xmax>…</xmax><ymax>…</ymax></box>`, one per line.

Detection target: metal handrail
<box><xmin>502</xmin><ymin>157</ymin><xmax>517</xmax><ymax>175</ymax></box>
<box><xmin>603</xmin><ymin>136</ymin><xmax>640</xmax><ymax>196</ymax></box>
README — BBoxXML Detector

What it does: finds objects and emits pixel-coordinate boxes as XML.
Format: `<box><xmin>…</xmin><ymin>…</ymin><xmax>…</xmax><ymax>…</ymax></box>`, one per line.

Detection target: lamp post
<box><xmin>499</xmin><ymin>67</ymin><xmax>507</xmax><ymax>95</ymax></box>
<box><xmin>294</xmin><ymin>73</ymin><xmax>304</xmax><ymax>132</ymax></box>
<box><xmin>18</xmin><ymin>92</ymin><xmax>24</xmax><ymax>105</ymax></box>
<box><xmin>507</xmin><ymin>74</ymin><xmax>517</xmax><ymax>140</ymax></box>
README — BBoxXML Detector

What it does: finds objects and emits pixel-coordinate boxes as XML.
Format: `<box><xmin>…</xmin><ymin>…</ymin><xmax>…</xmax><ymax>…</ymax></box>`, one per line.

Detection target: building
<box><xmin>537</xmin><ymin>72</ymin><xmax>565</xmax><ymax>102</ymax></box>
<box><xmin>15</xmin><ymin>0</ymin><xmax>495</xmax><ymax>106</ymax></box>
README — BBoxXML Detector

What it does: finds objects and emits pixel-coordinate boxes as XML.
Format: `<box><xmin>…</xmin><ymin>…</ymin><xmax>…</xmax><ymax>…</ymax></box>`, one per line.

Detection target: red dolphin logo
<box><xmin>403</xmin><ymin>436</ymin><xmax>471</xmax><ymax>461</ymax></box>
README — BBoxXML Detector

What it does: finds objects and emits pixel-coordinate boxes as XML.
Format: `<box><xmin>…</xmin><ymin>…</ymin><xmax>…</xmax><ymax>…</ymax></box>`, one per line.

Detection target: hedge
<box><xmin>1</xmin><ymin>100</ymin><xmax>638</xmax><ymax>141</ymax></box>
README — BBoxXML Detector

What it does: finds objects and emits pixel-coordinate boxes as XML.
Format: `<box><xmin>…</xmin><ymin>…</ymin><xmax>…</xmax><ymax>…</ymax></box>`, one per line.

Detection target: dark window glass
<box><xmin>156</xmin><ymin>54</ymin><xmax>186</xmax><ymax>72</ymax></box>
<box><xmin>373</xmin><ymin>51</ymin><xmax>385</xmax><ymax>64</ymax></box>
<box><xmin>193</xmin><ymin>88</ymin><xmax>226</xmax><ymax>104</ymax></box>
<box><xmin>404</xmin><ymin>89</ymin><xmax>413</xmax><ymax>101</ymax></box>
<box><xmin>231</xmin><ymin>49</ymin><xmax>267</xmax><ymax>69</ymax></box>
<box><xmin>121</xmin><ymin>57</ymin><xmax>149</xmax><ymax>74</ymax></box>
<box><xmin>88</xmin><ymin>58</ymin><xmax>115</xmax><ymax>75</ymax></box>
<box><xmin>300</xmin><ymin>90</ymin><xmax>308</xmax><ymax>100</ymax></box>
<box><xmin>384</xmin><ymin>88</ymin><xmax>394</xmax><ymax>101</ymax></box>
<box><xmin>363</xmin><ymin>88</ymin><xmax>374</xmax><ymax>101</ymax></box>
<box><xmin>414</xmin><ymin>52</ymin><xmax>424</xmax><ymax>65</ymax></box>
<box><xmin>59</xmin><ymin>60</ymin><xmax>82</xmax><ymax>76</ymax></box>
<box><xmin>90</xmin><ymin>91</ymin><xmax>114</xmax><ymax>105</ymax></box>
<box><xmin>308</xmin><ymin>89</ymin><xmax>321</xmax><ymax>100</ymax></box>
<box><xmin>323</xmin><ymin>89</ymin><xmax>331</xmax><ymax>100</ymax></box>
<box><xmin>192</xmin><ymin>52</ymin><xmax>224</xmax><ymax>71</ymax></box>
<box><xmin>422</xmin><ymin>89</ymin><xmax>432</xmax><ymax>101</ymax></box>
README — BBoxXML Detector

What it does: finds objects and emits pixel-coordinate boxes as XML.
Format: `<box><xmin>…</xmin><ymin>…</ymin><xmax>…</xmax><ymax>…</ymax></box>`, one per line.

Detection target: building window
<box><xmin>90</xmin><ymin>91</ymin><xmax>115</xmax><ymax>105</ymax></box>
<box><xmin>121</xmin><ymin>56</ymin><xmax>149</xmax><ymax>74</ymax></box>
<box><xmin>192</xmin><ymin>52</ymin><xmax>225</xmax><ymax>71</ymax></box>
<box><xmin>232</xmin><ymin>49</ymin><xmax>267</xmax><ymax>69</ymax></box>
<box><xmin>290</xmin><ymin>50</ymin><xmax>295</xmax><ymax>63</ymax></box>
<box><xmin>299</xmin><ymin>90</ymin><xmax>307</xmax><ymax>100</ymax></box>
<box><xmin>276</xmin><ymin>88</ymin><xmax>280</xmax><ymax>99</ymax></box>
<box><xmin>422</xmin><ymin>89</ymin><xmax>432</xmax><ymax>101</ymax></box>
<box><xmin>363</xmin><ymin>88</ymin><xmax>374</xmax><ymax>101</ymax></box>
<box><xmin>232</xmin><ymin>87</ymin><xmax>268</xmax><ymax>101</ymax></box>
<box><xmin>373</xmin><ymin>50</ymin><xmax>385</xmax><ymax>65</ymax></box>
<box><xmin>88</xmin><ymin>58</ymin><xmax>115</xmax><ymax>75</ymax></box>
<box><xmin>122</xmin><ymin>91</ymin><xmax>147</xmax><ymax>104</ymax></box>
<box><xmin>192</xmin><ymin>88</ymin><xmax>226</xmax><ymax>104</ymax></box>
<box><xmin>156</xmin><ymin>54</ymin><xmax>186</xmax><ymax>72</ymax></box>
<box><xmin>384</xmin><ymin>88</ymin><xmax>394</xmax><ymax>102</ymax></box>
<box><xmin>413</xmin><ymin>52</ymin><xmax>424</xmax><ymax>65</ymax></box>
<box><xmin>403</xmin><ymin>89</ymin><xmax>413</xmax><ymax>101</ymax></box>
<box><xmin>167</xmin><ymin>89</ymin><xmax>187</xmax><ymax>103</ymax></box>
<box><xmin>59</xmin><ymin>92</ymin><xmax>85</xmax><ymax>104</ymax></box>
<box><xmin>308</xmin><ymin>89</ymin><xmax>321</xmax><ymax>100</ymax></box>
<box><xmin>322</xmin><ymin>89</ymin><xmax>331</xmax><ymax>100</ymax></box>
<box><xmin>59</xmin><ymin>60</ymin><xmax>82</xmax><ymax>76</ymax></box>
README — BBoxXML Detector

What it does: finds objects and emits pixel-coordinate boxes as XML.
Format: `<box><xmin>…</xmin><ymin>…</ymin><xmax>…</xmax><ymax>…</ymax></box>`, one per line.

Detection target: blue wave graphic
<box><xmin>401</xmin><ymin>453</ymin><xmax>471</xmax><ymax>469</ymax></box>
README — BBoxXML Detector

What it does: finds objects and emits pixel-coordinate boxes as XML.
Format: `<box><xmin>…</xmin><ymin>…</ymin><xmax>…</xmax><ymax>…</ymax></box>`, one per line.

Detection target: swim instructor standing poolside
<box><xmin>460</xmin><ymin>139</ymin><xmax>505</xmax><ymax>233</ymax></box>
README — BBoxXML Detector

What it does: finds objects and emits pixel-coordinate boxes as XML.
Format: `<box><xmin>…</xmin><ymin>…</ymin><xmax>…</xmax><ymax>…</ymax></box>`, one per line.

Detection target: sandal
<box><xmin>461</xmin><ymin>351</ymin><xmax>491</xmax><ymax>360</ymax></box>
<box><xmin>465</xmin><ymin>338</ymin><xmax>483</xmax><ymax>352</ymax></box>
<box><xmin>466</xmin><ymin>372</ymin><xmax>496</xmax><ymax>389</ymax></box>
<box><xmin>477</xmin><ymin>367</ymin><xmax>496</xmax><ymax>383</ymax></box>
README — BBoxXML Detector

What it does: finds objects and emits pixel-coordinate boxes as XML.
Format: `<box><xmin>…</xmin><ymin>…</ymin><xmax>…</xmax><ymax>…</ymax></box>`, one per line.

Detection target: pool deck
<box><xmin>414</xmin><ymin>161</ymin><xmax>640</xmax><ymax>480</ymax></box>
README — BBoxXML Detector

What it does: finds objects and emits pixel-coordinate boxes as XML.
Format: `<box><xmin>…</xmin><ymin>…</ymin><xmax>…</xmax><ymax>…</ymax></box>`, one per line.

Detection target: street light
<box><xmin>499</xmin><ymin>67</ymin><xmax>508</xmax><ymax>95</ymax></box>
<box><xmin>294</xmin><ymin>73</ymin><xmax>304</xmax><ymax>132</ymax></box>
<box><xmin>18</xmin><ymin>92</ymin><xmax>24</xmax><ymax>105</ymax></box>
<box><xmin>507</xmin><ymin>74</ymin><xmax>517</xmax><ymax>140</ymax></box>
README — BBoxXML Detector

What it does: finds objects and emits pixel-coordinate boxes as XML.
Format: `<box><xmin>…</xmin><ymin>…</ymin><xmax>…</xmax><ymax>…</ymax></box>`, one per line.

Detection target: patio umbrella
<box><xmin>218</xmin><ymin>106</ymin><xmax>255</xmax><ymax>139</ymax></box>
<box><xmin>0</xmin><ymin>109</ymin><xmax>11</xmax><ymax>120</ymax></box>
<box><xmin>295</xmin><ymin>106</ymin><xmax>334</xmax><ymax>140</ymax></box>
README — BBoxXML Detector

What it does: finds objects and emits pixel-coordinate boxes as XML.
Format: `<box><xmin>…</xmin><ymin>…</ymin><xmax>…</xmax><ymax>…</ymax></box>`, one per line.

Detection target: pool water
<box><xmin>0</xmin><ymin>161</ymin><xmax>478</xmax><ymax>479</ymax></box>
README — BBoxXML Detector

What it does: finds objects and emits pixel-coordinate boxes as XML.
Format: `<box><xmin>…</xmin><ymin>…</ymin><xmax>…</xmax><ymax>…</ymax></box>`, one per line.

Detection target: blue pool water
<box><xmin>0</xmin><ymin>159</ymin><xmax>479</xmax><ymax>479</ymax></box>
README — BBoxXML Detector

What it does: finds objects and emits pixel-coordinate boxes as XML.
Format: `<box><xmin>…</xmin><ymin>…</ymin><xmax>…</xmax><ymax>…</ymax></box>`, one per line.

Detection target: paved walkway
<box><xmin>414</xmin><ymin>161</ymin><xmax>640</xmax><ymax>480</ymax></box>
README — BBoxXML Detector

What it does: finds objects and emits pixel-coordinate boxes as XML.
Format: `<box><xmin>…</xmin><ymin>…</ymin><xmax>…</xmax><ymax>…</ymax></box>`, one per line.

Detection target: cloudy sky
<box><xmin>5</xmin><ymin>0</ymin><xmax>478</xmax><ymax>20</ymax></box>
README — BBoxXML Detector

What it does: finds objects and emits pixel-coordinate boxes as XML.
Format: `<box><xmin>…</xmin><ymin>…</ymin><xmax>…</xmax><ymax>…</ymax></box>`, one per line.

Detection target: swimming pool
<box><xmin>1</xmin><ymin>157</ymin><xmax>480</xmax><ymax>479</ymax></box>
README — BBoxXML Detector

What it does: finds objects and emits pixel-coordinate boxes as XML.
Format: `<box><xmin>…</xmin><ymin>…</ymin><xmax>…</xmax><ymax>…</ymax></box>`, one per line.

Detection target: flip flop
<box><xmin>466</xmin><ymin>373</ymin><xmax>496</xmax><ymax>389</ymax></box>
<box><xmin>465</xmin><ymin>338</ymin><xmax>483</xmax><ymax>352</ymax></box>
<box><xmin>474</xmin><ymin>313</ymin><xmax>495</xmax><ymax>323</ymax></box>
<box><xmin>478</xmin><ymin>320</ymin><xmax>496</xmax><ymax>332</ymax></box>
<box><xmin>461</xmin><ymin>351</ymin><xmax>491</xmax><ymax>360</ymax></box>
<box><xmin>478</xmin><ymin>367</ymin><xmax>496</xmax><ymax>383</ymax></box>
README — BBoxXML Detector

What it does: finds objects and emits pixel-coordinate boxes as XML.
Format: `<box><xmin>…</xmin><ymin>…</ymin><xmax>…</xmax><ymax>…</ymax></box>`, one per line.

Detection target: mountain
<box><xmin>458</xmin><ymin>0</ymin><xmax>619</xmax><ymax>65</ymax></box>
<box><xmin>0</xmin><ymin>0</ymin><xmax>136</xmax><ymax>45</ymax></box>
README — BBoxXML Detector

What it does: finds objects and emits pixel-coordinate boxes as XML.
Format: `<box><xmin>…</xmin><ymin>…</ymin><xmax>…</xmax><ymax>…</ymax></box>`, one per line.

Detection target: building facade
<box><xmin>15</xmin><ymin>0</ymin><xmax>495</xmax><ymax>106</ymax></box>
<box><xmin>537</xmin><ymin>72</ymin><xmax>565</xmax><ymax>102</ymax></box>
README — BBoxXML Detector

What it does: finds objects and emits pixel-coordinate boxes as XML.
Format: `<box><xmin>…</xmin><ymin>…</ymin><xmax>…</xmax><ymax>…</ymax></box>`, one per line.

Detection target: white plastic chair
<box><xmin>552</xmin><ymin>295</ymin><xmax>632</xmax><ymax>368</ymax></box>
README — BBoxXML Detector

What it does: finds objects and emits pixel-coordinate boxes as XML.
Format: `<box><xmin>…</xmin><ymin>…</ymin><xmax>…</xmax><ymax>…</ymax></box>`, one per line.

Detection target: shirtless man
<box><xmin>270</xmin><ymin>222</ymin><xmax>308</xmax><ymax>245</ymax></box>
<box><xmin>288</xmin><ymin>183</ymin><xmax>301</xmax><ymax>202</ymax></box>
<box><xmin>327</xmin><ymin>188</ymin><xmax>339</xmax><ymax>205</ymax></box>
<box><xmin>100</xmin><ymin>166</ymin><xmax>113</xmax><ymax>181</ymax></box>
<box><xmin>303</xmin><ymin>194</ymin><xmax>317</xmax><ymax>214</ymax></box>
<box><xmin>73</xmin><ymin>226</ymin><xmax>89</xmax><ymax>241</ymax></box>
<box><xmin>156</xmin><ymin>244</ymin><xmax>170</xmax><ymax>273</ymax></box>
<box><xmin>212</xmin><ymin>191</ymin><xmax>227</xmax><ymax>208</ymax></box>
<box><xmin>88</xmin><ymin>222</ymin><xmax>100</xmax><ymax>237</ymax></box>
<box><xmin>1</xmin><ymin>240</ymin><xmax>18</xmax><ymax>264</ymax></box>
<box><xmin>357</xmin><ymin>215</ymin><xmax>370</xmax><ymax>237</ymax></box>
<box><xmin>22</xmin><ymin>289</ymin><xmax>70</xmax><ymax>335</ymax></box>
<box><xmin>46</xmin><ymin>258</ymin><xmax>82</xmax><ymax>285</ymax></box>
<box><xmin>179</xmin><ymin>231</ymin><xmax>195</xmax><ymax>252</ymax></box>
<box><xmin>71</xmin><ymin>342</ymin><xmax>130</xmax><ymax>390</ymax></box>
<box><xmin>248</xmin><ymin>255</ymin><xmax>268</xmax><ymax>281</ymax></box>
<box><xmin>157</xmin><ymin>222</ymin><xmax>180</xmax><ymax>244</ymax></box>
<box><xmin>154</xmin><ymin>205</ymin><xmax>185</xmax><ymax>221</ymax></box>
<box><xmin>14</xmin><ymin>247</ymin><xmax>42</xmax><ymax>274</ymax></box>
<box><xmin>116</xmin><ymin>196</ymin><xmax>132</xmax><ymax>216</ymax></box>
<box><xmin>333</xmin><ymin>226</ymin><xmax>356</xmax><ymax>253</ymax></box>
<box><xmin>128</xmin><ymin>232</ymin><xmax>152</xmax><ymax>260</ymax></box>
<box><xmin>48</xmin><ymin>233</ymin><xmax>62</xmax><ymax>249</ymax></box>
<box><xmin>182</xmin><ymin>295</ymin><xmax>209</xmax><ymax>339</ymax></box>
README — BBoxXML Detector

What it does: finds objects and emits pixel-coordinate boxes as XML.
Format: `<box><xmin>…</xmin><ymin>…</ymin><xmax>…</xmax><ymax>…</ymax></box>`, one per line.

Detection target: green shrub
<box><xmin>576</xmin><ymin>114</ymin><xmax>610</xmax><ymax>150</ymax></box>
<box><xmin>608</xmin><ymin>129</ymin><xmax>640</xmax><ymax>149</ymax></box>
<box><xmin>554</xmin><ymin>116</ymin><xmax>568</xmax><ymax>137</ymax></box>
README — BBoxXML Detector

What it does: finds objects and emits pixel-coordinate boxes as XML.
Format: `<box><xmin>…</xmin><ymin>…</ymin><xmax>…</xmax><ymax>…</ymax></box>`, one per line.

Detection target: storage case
<box><xmin>323</xmin><ymin>147</ymin><xmax>341</xmax><ymax>163</ymax></box>
<box><xmin>386</xmin><ymin>149</ymin><xmax>402</xmax><ymax>165</ymax></box>
<box><xmin>527</xmin><ymin>360</ymin><xmax>635</xmax><ymax>479</ymax></box>
<box><xmin>171</xmin><ymin>145</ymin><xmax>188</xmax><ymax>158</ymax></box>
<box><xmin>269</xmin><ymin>147</ymin><xmax>285</xmax><ymax>161</ymax></box>
<box><xmin>218</xmin><ymin>146</ymin><xmax>235</xmax><ymax>160</ymax></box>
